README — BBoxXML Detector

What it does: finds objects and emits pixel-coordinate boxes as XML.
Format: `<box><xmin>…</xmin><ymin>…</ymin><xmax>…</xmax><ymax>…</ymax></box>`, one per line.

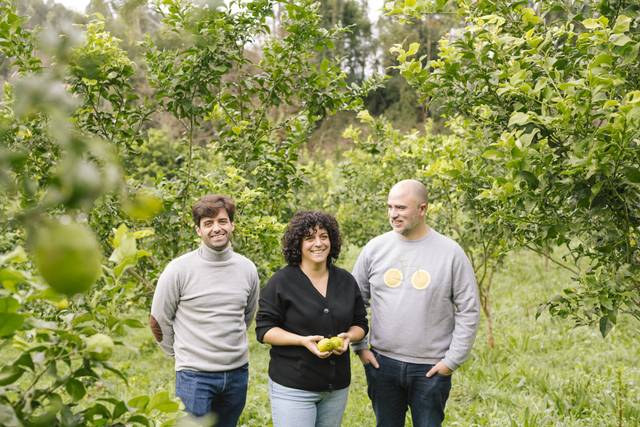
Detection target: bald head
<box><xmin>389</xmin><ymin>179</ymin><xmax>428</xmax><ymax>205</ymax></box>
<box><xmin>387</xmin><ymin>180</ymin><xmax>429</xmax><ymax>239</ymax></box>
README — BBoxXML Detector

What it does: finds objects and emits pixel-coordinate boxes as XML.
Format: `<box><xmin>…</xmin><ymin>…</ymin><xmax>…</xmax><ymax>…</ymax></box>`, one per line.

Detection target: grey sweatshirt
<box><xmin>151</xmin><ymin>244</ymin><xmax>259</xmax><ymax>372</ymax></box>
<box><xmin>351</xmin><ymin>229</ymin><xmax>479</xmax><ymax>370</ymax></box>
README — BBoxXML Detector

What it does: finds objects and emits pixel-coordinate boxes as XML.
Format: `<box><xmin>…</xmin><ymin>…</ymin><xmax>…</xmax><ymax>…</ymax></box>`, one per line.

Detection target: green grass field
<box><xmin>110</xmin><ymin>250</ymin><xmax>640</xmax><ymax>426</ymax></box>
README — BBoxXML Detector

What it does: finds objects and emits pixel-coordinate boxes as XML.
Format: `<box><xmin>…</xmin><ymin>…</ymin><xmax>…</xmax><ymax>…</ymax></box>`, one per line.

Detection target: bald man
<box><xmin>351</xmin><ymin>179</ymin><xmax>480</xmax><ymax>427</ymax></box>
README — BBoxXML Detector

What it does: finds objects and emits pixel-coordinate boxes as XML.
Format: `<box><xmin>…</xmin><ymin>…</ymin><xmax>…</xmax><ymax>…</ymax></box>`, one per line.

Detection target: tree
<box><xmin>390</xmin><ymin>0</ymin><xmax>640</xmax><ymax>333</ymax></box>
<box><xmin>0</xmin><ymin>0</ymin><xmax>370</xmax><ymax>422</ymax></box>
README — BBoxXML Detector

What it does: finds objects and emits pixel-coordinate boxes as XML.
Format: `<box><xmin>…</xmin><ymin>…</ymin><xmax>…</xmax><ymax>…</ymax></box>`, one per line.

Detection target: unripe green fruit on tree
<box><xmin>85</xmin><ymin>333</ymin><xmax>114</xmax><ymax>361</ymax></box>
<box><xmin>32</xmin><ymin>221</ymin><xmax>102</xmax><ymax>295</ymax></box>
<box><xmin>329</xmin><ymin>336</ymin><xmax>344</xmax><ymax>350</ymax></box>
<box><xmin>316</xmin><ymin>338</ymin><xmax>333</xmax><ymax>352</ymax></box>
<box><xmin>55</xmin><ymin>298</ymin><xmax>69</xmax><ymax>310</ymax></box>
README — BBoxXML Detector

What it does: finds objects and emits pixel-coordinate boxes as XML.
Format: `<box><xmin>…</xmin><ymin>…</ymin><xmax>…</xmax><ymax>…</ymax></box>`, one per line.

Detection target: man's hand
<box><xmin>426</xmin><ymin>360</ymin><xmax>453</xmax><ymax>377</ymax></box>
<box><xmin>357</xmin><ymin>348</ymin><xmax>379</xmax><ymax>368</ymax></box>
<box><xmin>301</xmin><ymin>335</ymin><xmax>332</xmax><ymax>359</ymax></box>
<box><xmin>149</xmin><ymin>315</ymin><xmax>162</xmax><ymax>342</ymax></box>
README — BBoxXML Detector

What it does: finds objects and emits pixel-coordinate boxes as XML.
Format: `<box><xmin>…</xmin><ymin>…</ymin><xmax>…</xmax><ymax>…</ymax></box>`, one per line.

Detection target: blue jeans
<box><xmin>175</xmin><ymin>364</ymin><xmax>248</xmax><ymax>427</ymax></box>
<box><xmin>364</xmin><ymin>351</ymin><xmax>452</xmax><ymax>427</ymax></box>
<box><xmin>268</xmin><ymin>378</ymin><xmax>349</xmax><ymax>427</ymax></box>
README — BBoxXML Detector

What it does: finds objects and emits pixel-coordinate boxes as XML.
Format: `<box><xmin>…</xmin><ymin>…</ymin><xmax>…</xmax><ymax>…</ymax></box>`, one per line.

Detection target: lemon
<box><xmin>123</xmin><ymin>191</ymin><xmax>163</xmax><ymax>221</ymax></box>
<box><xmin>85</xmin><ymin>333</ymin><xmax>114</xmax><ymax>361</ymax></box>
<box><xmin>329</xmin><ymin>336</ymin><xmax>344</xmax><ymax>350</ymax></box>
<box><xmin>55</xmin><ymin>299</ymin><xmax>70</xmax><ymax>310</ymax></box>
<box><xmin>316</xmin><ymin>338</ymin><xmax>333</xmax><ymax>352</ymax></box>
<box><xmin>32</xmin><ymin>221</ymin><xmax>102</xmax><ymax>295</ymax></box>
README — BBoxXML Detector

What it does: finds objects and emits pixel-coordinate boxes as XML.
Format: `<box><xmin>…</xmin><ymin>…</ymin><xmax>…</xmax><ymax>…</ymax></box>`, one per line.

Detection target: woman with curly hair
<box><xmin>256</xmin><ymin>211</ymin><xmax>368</xmax><ymax>427</ymax></box>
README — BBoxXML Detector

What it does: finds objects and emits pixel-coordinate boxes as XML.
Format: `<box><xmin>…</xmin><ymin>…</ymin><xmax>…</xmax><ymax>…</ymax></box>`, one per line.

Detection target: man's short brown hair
<box><xmin>192</xmin><ymin>194</ymin><xmax>236</xmax><ymax>226</ymax></box>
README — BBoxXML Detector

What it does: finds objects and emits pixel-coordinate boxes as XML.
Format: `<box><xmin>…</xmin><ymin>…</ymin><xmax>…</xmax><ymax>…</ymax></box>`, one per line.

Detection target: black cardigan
<box><xmin>255</xmin><ymin>265</ymin><xmax>368</xmax><ymax>391</ymax></box>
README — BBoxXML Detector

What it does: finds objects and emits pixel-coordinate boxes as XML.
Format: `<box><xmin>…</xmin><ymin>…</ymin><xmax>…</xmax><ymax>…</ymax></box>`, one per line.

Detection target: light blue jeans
<box><xmin>268</xmin><ymin>378</ymin><xmax>349</xmax><ymax>427</ymax></box>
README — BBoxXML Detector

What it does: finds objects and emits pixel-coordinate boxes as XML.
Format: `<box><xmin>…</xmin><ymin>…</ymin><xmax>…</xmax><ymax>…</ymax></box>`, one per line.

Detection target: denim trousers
<box><xmin>268</xmin><ymin>378</ymin><xmax>350</xmax><ymax>427</ymax></box>
<box><xmin>175</xmin><ymin>364</ymin><xmax>249</xmax><ymax>427</ymax></box>
<box><xmin>364</xmin><ymin>351</ymin><xmax>452</xmax><ymax>427</ymax></box>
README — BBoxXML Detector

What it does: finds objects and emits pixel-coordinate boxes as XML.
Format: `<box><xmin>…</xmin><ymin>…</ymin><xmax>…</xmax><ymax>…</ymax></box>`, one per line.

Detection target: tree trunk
<box><xmin>481</xmin><ymin>298</ymin><xmax>495</xmax><ymax>349</ymax></box>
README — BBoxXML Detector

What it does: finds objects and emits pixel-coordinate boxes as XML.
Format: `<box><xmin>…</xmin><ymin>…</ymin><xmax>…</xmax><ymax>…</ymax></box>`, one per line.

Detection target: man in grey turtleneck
<box><xmin>150</xmin><ymin>194</ymin><xmax>259</xmax><ymax>426</ymax></box>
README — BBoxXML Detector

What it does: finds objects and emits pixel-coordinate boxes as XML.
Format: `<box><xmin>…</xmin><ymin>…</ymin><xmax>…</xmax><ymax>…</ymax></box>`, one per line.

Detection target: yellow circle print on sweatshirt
<box><xmin>411</xmin><ymin>269</ymin><xmax>431</xmax><ymax>290</ymax></box>
<box><xmin>383</xmin><ymin>268</ymin><xmax>403</xmax><ymax>288</ymax></box>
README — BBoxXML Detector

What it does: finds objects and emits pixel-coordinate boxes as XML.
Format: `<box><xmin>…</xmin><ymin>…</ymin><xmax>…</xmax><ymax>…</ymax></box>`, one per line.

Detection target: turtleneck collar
<box><xmin>198</xmin><ymin>242</ymin><xmax>233</xmax><ymax>262</ymax></box>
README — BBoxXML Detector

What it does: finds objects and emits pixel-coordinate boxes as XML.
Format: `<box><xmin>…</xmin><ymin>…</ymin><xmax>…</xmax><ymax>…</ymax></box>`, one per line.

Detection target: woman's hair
<box><xmin>192</xmin><ymin>194</ymin><xmax>235</xmax><ymax>226</ymax></box>
<box><xmin>282</xmin><ymin>211</ymin><xmax>342</xmax><ymax>266</ymax></box>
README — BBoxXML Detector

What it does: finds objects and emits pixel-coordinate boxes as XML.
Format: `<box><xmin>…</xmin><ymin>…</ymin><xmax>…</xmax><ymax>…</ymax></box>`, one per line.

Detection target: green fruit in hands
<box><xmin>85</xmin><ymin>333</ymin><xmax>114</xmax><ymax>361</ymax></box>
<box><xmin>316</xmin><ymin>338</ymin><xmax>333</xmax><ymax>352</ymax></box>
<box><xmin>316</xmin><ymin>336</ymin><xmax>345</xmax><ymax>352</ymax></box>
<box><xmin>330</xmin><ymin>336</ymin><xmax>344</xmax><ymax>350</ymax></box>
<box><xmin>32</xmin><ymin>221</ymin><xmax>102</xmax><ymax>295</ymax></box>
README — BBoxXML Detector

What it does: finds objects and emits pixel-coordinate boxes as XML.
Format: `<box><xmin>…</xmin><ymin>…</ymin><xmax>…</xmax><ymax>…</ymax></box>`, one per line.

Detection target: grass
<box><xmin>98</xmin><ymin>250</ymin><xmax>640</xmax><ymax>425</ymax></box>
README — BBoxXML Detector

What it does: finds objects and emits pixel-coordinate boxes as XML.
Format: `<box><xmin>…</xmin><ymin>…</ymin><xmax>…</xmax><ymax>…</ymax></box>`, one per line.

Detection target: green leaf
<box><xmin>109</xmin><ymin>224</ymin><xmax>137</xmax><ymax>264</ymax></box>
<box><xmin>83</xmin><ymin>403</ymin><xmax>111</xmax><ymax>419</ymax></box>
<box><xmin>0</xmin><ymin>402</ymin><xmax>20</xmax><ymax>427</ymax></box>
<box><xmin>112</xmin><ymin>400</ymin><xmax>127</xmax><ymax>419</ymax></box>
<box><xmin>613</xmin><ymin>15</ymin><xmax>631</xmax><ymax>33</ymax></box>
<box><xmin>406</xmin><ymin>42</ymin><xmax>420</xmax><ymax>56</ymax></box>
<box><xmin>624</xmin><ymin>167</ymin><xmax>640</xmax><ymax>183</ymax></box>
<box><xmin>482</xmin><ymin>149</ymin><xmax>503</xmax><ymax>160</ymax></box>
<box><xmin>0</xmin><ymin>296</ymin><xmax>20</xmax><ymax>313</ymax></box>
<box><xmin>128</xmin><ymin>395</ymin><xmax>150</xmax><ymax>410</ymax></box>
<box><xmin>127</xmin><ymin>415</ymin><xmax>151</xmax><ymax>426</ymax></box>
<box><xmin>0</xmin><ymin>365</ymin><xmax>24</xmax><ymax>386</ymax></box>
<box><xmin>519</xmin><ymin>171</ymin><xmax>539</xmax><ymax>189</ymax></box>
<box><xmin>123</xmin><ymin>318</ymin><xmax>145</xmax><ymax>328</ymax></box>
<box><xmin>0</xmin><ymin>268</ymin><xmax>26</xmax><ymax>291</ymax></box>
<box><xmin>508</xmin><ymin>112</ymin><xmax>530</xmax><ymax>127</ymax></box>
<box><xmin>65</xmin><ymin>378</ymin><xmax>87</xmax><ymax>401</ymax></box>
<box><xmin>0</xmin><ymin>246</ymin><xmax>28</xmax><ymax>266</ymax></box>
<box><xmin>535</xmin><ymin>303</ymin><xmax>546</xmax><ymax>320</ymax></box>
<box><xmin>148</xmin><ymin>391</ymin><xmax>180</xmax><ymax>413</ymax></box>
<box><xmin>14</xmin><ymin>352</ymin><xmax>34</xmax><ymax>371</ymax></box>
<box><xmin>103</xmin><ymin>364</ymin><xmax>129</xmax><ymax>386</ymax></box>
<box><xmin>610</xmin><ymin>34</ymin><xmax>632</xmax><ymax>46</ymax></box>
<box><xmin>583</xmin><ymin>17</ymin><xmax>607</xmax><ymax>29</ymax></box>
<box><xmin>599</xmin><ymin>316</ymin><xmax>613</xmax><ymax>337</ymax></box>
<box><xmin>133</xmin><ymin>229</ymin><xmax>155</xmax><ymax>239</ymax></box>
<box><xmin>0</xmin><ymin>313</ymin><xmax>24</xmax><ymax>336</ymax></box>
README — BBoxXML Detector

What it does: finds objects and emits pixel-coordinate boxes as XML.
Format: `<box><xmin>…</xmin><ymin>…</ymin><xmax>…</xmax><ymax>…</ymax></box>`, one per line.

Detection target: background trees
<box><xmin>1</xmin><ymin>0</ymin><xmax>638</xmax><ymax>424</ymax></box>
<box><xmin>390</xmin><ymin>0</ymin><xmax>640</xmax><ymax>334</ymax></box>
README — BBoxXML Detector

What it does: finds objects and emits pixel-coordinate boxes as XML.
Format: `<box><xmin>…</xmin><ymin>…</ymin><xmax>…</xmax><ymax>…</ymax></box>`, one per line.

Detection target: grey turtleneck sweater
<box><xmin>151</xmin><ymin>244</ymin><xmax>259</xmax><ymax>372</ymax></box>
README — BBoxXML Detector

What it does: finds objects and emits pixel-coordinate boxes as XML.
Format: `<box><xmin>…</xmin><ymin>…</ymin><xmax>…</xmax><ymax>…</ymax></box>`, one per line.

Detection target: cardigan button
<box><xmin>323</xmin><ymin>308</ymin><xmax>329</xmax><ymax>314</ymax></box>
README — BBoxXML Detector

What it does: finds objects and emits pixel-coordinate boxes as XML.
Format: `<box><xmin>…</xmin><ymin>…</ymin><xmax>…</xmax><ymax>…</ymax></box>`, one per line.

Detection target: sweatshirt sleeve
<box><xmin>244</xmin><ymin>266</ymin><xmax>260</xmax><ymax>328</ymax></box>
<box><xmin>442</xmin><ymin>245</ymin><xmax>480</xmax><ymax>370</ymax></box>
<box><xmin>255</xmin><ymin>273</ymin><xmax>283</xmax><ymax>343</ymax></box>
<box><xmin>350</xmin><ymin>274</ymin><xmax>369</xmax><ymax>337</ymax></box>
<box><xmin>150</xmin><ymin>262</ymin><xmax>180</xmax><ymax>356</ymax></box>
<box><xmin>350</xmin><ymin>246</ymin><xmax>371</xmax><ymax>352</ymax></box>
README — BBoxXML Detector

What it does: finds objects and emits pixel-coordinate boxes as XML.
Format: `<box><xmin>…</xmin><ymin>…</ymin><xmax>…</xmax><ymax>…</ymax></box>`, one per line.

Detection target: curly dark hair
<box><xmin>282</xmin><ymin>211</ymin><xmax>342</xmax><ymax>266</ymax></box>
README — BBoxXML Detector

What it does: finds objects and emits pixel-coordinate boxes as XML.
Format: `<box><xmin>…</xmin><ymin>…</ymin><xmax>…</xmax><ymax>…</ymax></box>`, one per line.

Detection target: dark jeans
<box><xmin>175</xmin><ymin>364</ymin><xmax>249</xmax><ymax>427</ymax></box>
<box><xmin>364</xmin><ymin>351</ymin><xmax>452</xmax><ymax>427</ymax></box>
